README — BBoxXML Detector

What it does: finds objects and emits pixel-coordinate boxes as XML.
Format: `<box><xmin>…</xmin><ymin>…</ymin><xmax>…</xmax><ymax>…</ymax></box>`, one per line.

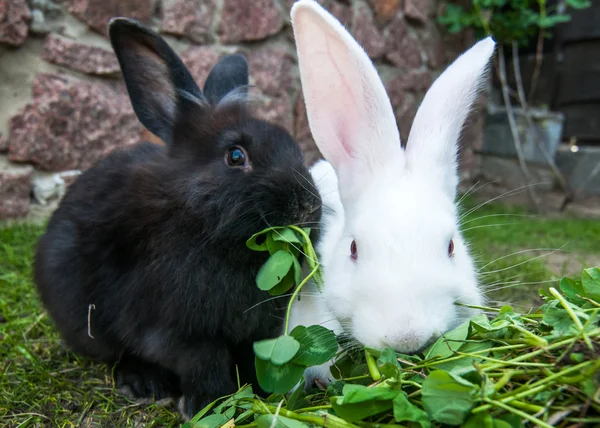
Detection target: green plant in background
<box><xmin>439</xmin><ymin>0</ymin><xmax>591</xmax><ymax>45</ymax></box>
<box><xmin>438</xmin><ymin>0</ymin><xmax>592</xmax><ymax>213</ymax></box>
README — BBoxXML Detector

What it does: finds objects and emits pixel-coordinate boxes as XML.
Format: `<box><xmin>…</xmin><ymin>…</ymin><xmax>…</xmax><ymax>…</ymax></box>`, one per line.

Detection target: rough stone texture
<box><xmin>294</xmin><ymin>95</ymin><xmax>322</xmax><ymax>167</ymax></box>
<box><xmin>385</xmin><ymin>84</ymin><xmax>419</xmax><ymax>142</ymax></box>
<box><xmin>0</xmin><ymin>0</ymin><xmax>493</xmax><ymax>219</ymax></box>
<box><xmin>179</xmin><ymin>45</ymin><xmax>221</xmax><ymax>86</ymax></box>
<box><xmin>247</xmin><ymin>45</ymin><xmax>294</xmax><ymax>97</ymax></box>
<box><xmin>285</xmin><ymin>0</ymin><xmax>352</xmax><ymax>25</ymax></box>
<box><xmin>219</xmin><ymin>0</ymin><xmax>283</xmax><ymax>43</ymax></box>
<box><xmin>419</xmin><ymin>23</ymin><xmax>445</xmax><ymax>68</ymax></box>
<box><xmin>0</xmin><ymin>164</ymin><xmax>33</xmax><ymax>219</ymax></box>
<box><xmin>161</xmin><ymin>0</ymin><xmax>215</xmax><ymax>44</ymax></box>
<box><xmin>352</xmin><ymin>4</ymin><xmax>386</xmax><ymax>58</ymax></box>
<box><xmin>29</xmin><ymin>0</ymin><xmax>64</xmax><ymax>35</ymax></box>
<box><xmin>386</xmin><ymin>70</ymin><xmax>432</xmax><ymax>93</ymax></box>
<box><xmin>0</xmin><ymin>0</ymin><xmax>31</xmax><ymax>46</ymax></box>
<box><xmin>8</xmin><ymin>73</ymin><xmax>142</xmax><ymax>171</ymax></box>
<box><xmin>67</xmin><ymin>0</ymin><xmax>155</xmax><ymax>35</ymax></box>
<box><xmin>385</xmin><ymin>15</ymin><xmax>423</xmax><ymax>69</ymax></box>
<box><xmin>254</xmin><ymin>94</ymin><xmax>293</xmax><ymax>135</ymax></box>
<box><xmin>404</xmin><ymin>0</ymin><xmax>431</xmax><ymax>24</ymax></box>
<box><xmin>368</xmin><ymin>0</ymin><xmax>400</xmax><ymax>23</ymax></box>
<box><xmin>41</xmin><ymin>34</ymin><xmax>119</xmax><ymax>75</ymax></box>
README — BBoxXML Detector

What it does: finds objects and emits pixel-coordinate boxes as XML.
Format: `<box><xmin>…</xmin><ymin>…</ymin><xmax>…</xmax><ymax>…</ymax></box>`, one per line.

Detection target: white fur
<box><xmin>288</xmin><ymin>0</ymin><xmax>496</xmax><ymax>386</ymax></box>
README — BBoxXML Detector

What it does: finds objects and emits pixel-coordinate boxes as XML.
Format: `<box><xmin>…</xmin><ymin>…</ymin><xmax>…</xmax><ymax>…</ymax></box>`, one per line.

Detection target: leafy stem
<box><xmin>284</xmin><ymin>262</ymin><xmax>320</xmax><ymax>335</ymax></box>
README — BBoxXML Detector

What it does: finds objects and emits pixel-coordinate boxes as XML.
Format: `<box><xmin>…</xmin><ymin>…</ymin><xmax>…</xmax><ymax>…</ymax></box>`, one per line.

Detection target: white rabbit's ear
<box><xmin>405</xmin><ymin>37</ymin><xmax>496</xmax><ymax>199</ymax></box>
<box><xmin>291</xmin><ymin>0</ymin><xmax>403</xmax><ymax>199</ymax></box>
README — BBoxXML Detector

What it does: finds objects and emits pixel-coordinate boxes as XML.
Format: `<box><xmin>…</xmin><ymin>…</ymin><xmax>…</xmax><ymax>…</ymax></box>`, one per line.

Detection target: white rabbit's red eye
<box><xmin>350</xmin><ymin>240</ymin><xmax>357</xmax><ymax>260</ymax></box>
<box><xmin>448</xmin><ymin>239</ymin><xmax>454</xmax><ymax>257</ymax></box>
<box><xmin>225</xmin><ymin>146</ymin><xmax>250</xmax><ymax>169</ymax></box>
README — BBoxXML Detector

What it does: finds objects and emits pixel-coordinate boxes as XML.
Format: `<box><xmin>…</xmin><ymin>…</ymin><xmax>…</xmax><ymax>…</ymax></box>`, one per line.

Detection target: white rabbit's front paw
<box><xmin>303</xmin><ymin>361</ymin><xmax>336</xmax><ymax>391</ymax></box>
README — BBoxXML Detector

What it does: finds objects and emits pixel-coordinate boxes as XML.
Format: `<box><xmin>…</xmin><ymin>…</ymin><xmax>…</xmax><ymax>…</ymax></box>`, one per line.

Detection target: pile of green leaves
<box><xmin>438</xmin><ymin>0</ymin><xmax>591</xmax><ymax>45</ymax></box>
<box><xmin>184</xmin><ymin>226</ymin><xmax>599</xmax><ymax>428</ymax></box>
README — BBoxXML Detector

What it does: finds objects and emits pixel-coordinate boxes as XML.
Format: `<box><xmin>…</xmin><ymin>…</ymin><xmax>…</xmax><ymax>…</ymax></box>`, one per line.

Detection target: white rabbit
<box><xmin>287</xmin><ymin>0</ymin><xmax>496</xmax><ymax>388</ymax></box>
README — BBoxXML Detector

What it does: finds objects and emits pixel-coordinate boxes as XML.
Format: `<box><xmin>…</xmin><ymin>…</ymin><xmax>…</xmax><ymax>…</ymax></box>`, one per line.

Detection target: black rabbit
<box><xmin>33</xmin><ymin>18</ymin><xmax>321</xmax><ymax>418</ymax></box>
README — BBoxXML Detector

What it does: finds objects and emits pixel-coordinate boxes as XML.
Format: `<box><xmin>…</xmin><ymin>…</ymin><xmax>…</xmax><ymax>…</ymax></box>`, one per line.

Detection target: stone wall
<box><xmin>0</xmin><ymin>0</ymin><xmax>480</xmax><ymax>220</ymax></box>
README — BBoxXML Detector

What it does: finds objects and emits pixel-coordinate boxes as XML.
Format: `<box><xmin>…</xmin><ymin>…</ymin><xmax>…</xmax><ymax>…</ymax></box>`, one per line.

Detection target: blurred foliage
<box><xmin>438</xmin><ymin>0</ymin><xmax>592</xmax><ymax>45</ymax></box>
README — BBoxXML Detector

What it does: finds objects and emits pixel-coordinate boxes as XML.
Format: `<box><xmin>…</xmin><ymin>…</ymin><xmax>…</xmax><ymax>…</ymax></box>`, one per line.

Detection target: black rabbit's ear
<box><xmin>203</xmin><ymin>54</ymin><xmax>249</xmax><ymax>104</ymax></box>
<box><xmin>108</xmin><ymin>18</ymin><xmax>204</xmax><ymax>145</ymax></box>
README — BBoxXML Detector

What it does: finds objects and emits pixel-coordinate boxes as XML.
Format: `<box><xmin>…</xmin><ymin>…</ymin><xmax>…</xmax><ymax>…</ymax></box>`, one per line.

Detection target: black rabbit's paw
<box><xmin>115</xmin><ymin>362</ymin><xmax>180</xmax><ymax>400</ymax></box>
<box><xmin>178</xmin><ymin>393</ymin><xmax>211</xmax><ymax>420</ymax></box>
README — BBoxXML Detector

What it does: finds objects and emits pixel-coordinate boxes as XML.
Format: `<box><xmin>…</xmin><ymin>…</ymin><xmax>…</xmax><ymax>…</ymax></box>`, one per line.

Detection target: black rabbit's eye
<box><xmin>448</xmin><ymin>239</ymin><xmax>454</xmax><ymax>258</ymax></box>
<box><xmin>350</xmin><ymin>240</ymin><xmax>357</xmax><ymax>260</ymax></box>
<box><xmin>225</xmin><ymin>146</ymin><xmax>249</xmax><ymax>169</ymax></box>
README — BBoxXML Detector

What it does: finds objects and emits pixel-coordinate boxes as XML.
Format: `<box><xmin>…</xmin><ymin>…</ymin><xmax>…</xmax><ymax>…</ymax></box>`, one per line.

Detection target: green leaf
<box><xmin>272</xmin><ymin>228</ymin><xmax>305</xmax><ymax>245</ymax></box>
<box><xmin>538</xmin><ymin>14</ymin><xmax>571</xmax><ymax>28</ymax></box>
<box><xmin>377</xmin><ymin>348</ymin><xmax>402</xmax><ymax>379</ymax></box>
<box><xmin>425</xmin><ymin>317</ymin><xmax>472</xmax><ymax>359</ymax></box>
<box><xmin>255</xmin><ymin>357</ymin><xmax>305</xmax><ymax>394</ymax></box>
<box><xmin>266</xmin><ymin>233</ymin><xmax>284</xmax><ymax>255</ymax></box>
<box><xmin>253</xmin><ymin>335</ymin><xmax>300</xmax><ymax>365</ymax></box>
<box><xmin>256</xmin><ymin>415</ymin><xmax>310</xmax><ymax>428</ymax></box>
<box><xmin>560</xmin><ymin>276</ymin><xmax>586</xmax><ymax>305</ymax></box>
<box><xmin>582</xmin><ymin>268</ymin><xmax>600</xmax><ymax>302</ymax></box>
<box><xmin>421</xmin><ymin>370</ymin><xmax>477</xmax><ymax>425</ymax></box>
<box><xmin>340</xmin><ymin>384</ymin><xmax>400</xmax><ymax>403</ymax></box>
<box><xmin>566</xmin><ymin>0</ymin><xmax>592</xmax><ymax>9</ymax></box>
<box><xmin>331</xmin><ymin>386</ymin><xmax>397</xmax><ymax>423</ymax></box>
<box><xmin>433</xmin><ymin>341</ymin><xmax>494</xmax><ymax>375</ymax></box>
<box><xmin>331</xmin><ymin>396</ymin><xmax>393</xmax><ymax>422</ymax></box>
<box><xmin>393</xmin><ymin>392</ymin><xmax>431</xmax><ymax>428</ymax></box>
<box><xmin>290</xmin><ymin>325</ymin><xmax>338</xmax><ymax>367</ymax></box>
<box><xmin>292</xmin><ymin>258</ymin><xmax>302</xmax><ymax>286</ymax></box>
<box><xmin>246</xmin><ymin>228</ymin><xmax>273</xmax><ymax>251</ymax></box>
<box><xmin>256</xmin><ymin>250</ymin><xmax>294</xmax><ymax>291</ymax></box>
<box><xmin>191</xmin><ymin>414</ymin><xmax>230</xmax><ymax>428</ymax></box>
<box><xmin>268</xmin><ymin>268</ymin><xmax>297</xmax><ymax>296</ymax></box>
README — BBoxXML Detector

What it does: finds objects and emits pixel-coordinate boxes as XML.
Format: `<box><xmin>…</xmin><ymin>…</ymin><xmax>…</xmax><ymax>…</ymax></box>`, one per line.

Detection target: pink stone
<box><xmin>284</xmin><ymin>0</ymin><xmax>352</xmax><ymax>25</ymax></box>
<box><xmin>67</xmin><ymin>0</ymin><xmax>154</xmax><ymax>35</ymax></box>
<box><xmin>385</xmin><ymin>78</ymin><xmax>421</xmax><ymax>141</ymax></box>
<box><xmin>294</xmin><ymin>95</ymin><xmax>322</xmax><ymax>167</ymax></box>
<box><xmin>253</xmin><ymin>93</ymin><xmax>293</xmax><ymax>135</ymax></box>
<box><xmin>161</xmin><ymin>0</ymin><xmax>216</xmax><ymax>43</ymax></box>
<box><xmin>404</xmin><ymin>0</ymin><xmax>431</xmax><ymax>24</ymax></box>
<box><xmin>419</xmin><ymin>23</ymin><xmax>445</xmax><ymax>68</ymax></box>
<box><xmin>41</xmin><ymin>34</ymin><xmax>120</xmax><ymax>75</ymax></box>
<box><xmin>385</xmin><ymin>16</ymin><xmax>423</xmax><ymax>69</ymax></box>
<box><xmin>247</xmin><ymin>44</ymin><xmax>294</xmax><ymax>96</ymax></box>
<box><xmin>0</xmin><ymin>165</ymin><xmax>33</xmax><ymax>219</ymax></box>
<box><xmin>0</xmin><ymin>0</ymin><xmax>31</xmax><ymax>46</ymax></box>
<box><xmin>367</xmin><ymin>0</ymin><xmax>400</xmax><ymax>23</ymax></box>
<box><xmin>8</xmin><ymin>73</ymin><xmax>142</xmax><ymax>172</ymax></box>
<box><xmin>352</xmin><ymin>4</ymin><xmax>386</xmax><ymax>58</ymax></box>
<box><xmin>179</xmin><ymin>45</ymin><xmax>221</xmax><ymax>87</ymax></box>
<box><xmin>0</xmin><ymin>133</ymin><xmax>7</xmax><ymax>152</ymax></box>
<box><xmin>219</xmin><ymin>0</ymin><xmax>284</xmax><ymax>43</ymax></box>
<box><xmin>386</xmin><ymin>70</ymin><xmax>432</xmax><ymax>93</ymax></box>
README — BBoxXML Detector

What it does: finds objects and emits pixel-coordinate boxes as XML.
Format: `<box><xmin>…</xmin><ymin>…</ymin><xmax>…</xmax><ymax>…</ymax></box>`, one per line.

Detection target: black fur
<box><xmin>34</xmin><ymin>18</ymin><xmax>321</xmax><ymax>419</ymax></box>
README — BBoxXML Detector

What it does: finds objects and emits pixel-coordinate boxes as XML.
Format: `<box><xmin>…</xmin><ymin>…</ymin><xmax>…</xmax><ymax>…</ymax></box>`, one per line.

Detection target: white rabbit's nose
<box><xmin>384</xmin><ymin>332</ymin><xmax>433</xmax><ymax>354</ymax></box>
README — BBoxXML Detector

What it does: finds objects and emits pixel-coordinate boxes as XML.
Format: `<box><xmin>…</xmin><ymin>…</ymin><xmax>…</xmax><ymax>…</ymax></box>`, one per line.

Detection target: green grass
<box><xmin>0</xmin><ymin>224</ymin><xmax>182</xmax><ymax>427</ymax></box>
<box><xmin>459</xmin><ymin>195</ymin><xmax>600</xmax><ymax>311</ymax></box>
<box><xmin>0</xmin><ymin>197</ymin><xmax>598</xmax><ymax>427</ymax></box>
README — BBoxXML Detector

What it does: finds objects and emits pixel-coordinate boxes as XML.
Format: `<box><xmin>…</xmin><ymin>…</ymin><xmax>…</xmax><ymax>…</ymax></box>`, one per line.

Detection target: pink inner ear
<box><xmin>301</xmin><ymin>27</ymin><xmax>363</xmax><ymax>169</ymax></box>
